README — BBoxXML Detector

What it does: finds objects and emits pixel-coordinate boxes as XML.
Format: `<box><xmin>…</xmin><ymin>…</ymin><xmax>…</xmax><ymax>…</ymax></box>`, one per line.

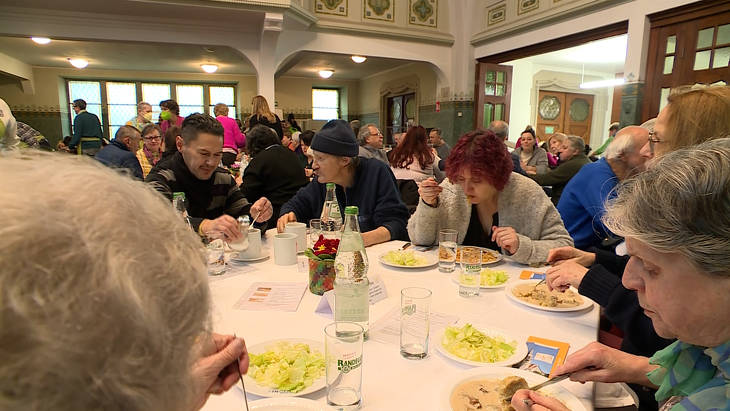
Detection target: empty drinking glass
<box><xmin>400</xmin><ymin>287</ymin><xmax>431</xmax><ymax>359</ymax></box>
<box><xmin>325</xmin><ymin>322</ymin><xmax>364</xmax><ymax>410</ymax></box>
<box><xmin>309</xmin><ymin>218</ymin><xmax>322</xmax><ymax>249</ymax></box>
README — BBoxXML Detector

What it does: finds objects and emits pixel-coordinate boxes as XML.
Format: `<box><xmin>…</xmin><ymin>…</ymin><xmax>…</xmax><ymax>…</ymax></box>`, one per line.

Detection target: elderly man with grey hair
<box><xmin>528</xmin><ymin>135</ymin><xmax>590</xmax><ymax>205</ymax></box>
<box><xmin>489</xmin><ymin>119</ymin><xmax>526</xmax><ymax>175</ymax></box>
<box><xmin>357</xmin><ymin>123</ymin><xmax>389</xmax><ymax>164</ymax></box>
<box><xmin>557</xmin><ymin>126</ymin><xmax>649</xmax><ymax>249</ymax></box>
<box><xmin>95</xmin><ymin>125</ymin><xmax>144</xmax><ymax>179</ymax></box>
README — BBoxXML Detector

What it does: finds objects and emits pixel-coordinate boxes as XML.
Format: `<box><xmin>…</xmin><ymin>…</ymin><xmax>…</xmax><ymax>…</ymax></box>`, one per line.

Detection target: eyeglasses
<box><xmin>648</xmin><ymin>131</ymin><xmax>663</xmax><ymax>154</ymax></box>
<box><xmin>144</xmin><ymin>135</ymin><xmax>162</xmax><ymax>141</ymax></box>
<box><xmin>370</xmin><ymin>132</ymin><xmax>383</xmax><ymax>137</ymax></box>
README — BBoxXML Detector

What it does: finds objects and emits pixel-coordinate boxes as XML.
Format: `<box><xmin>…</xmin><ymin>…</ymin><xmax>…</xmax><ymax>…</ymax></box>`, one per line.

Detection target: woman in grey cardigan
<box><xmin>408</xmin><ymin>129</ymin><xmax>573</xmax><ymax>265</ymax></box>
<box><xmin>514</xmin><ymin>126</ymin><xmax>548</xmax><ymax>175</ymax></box>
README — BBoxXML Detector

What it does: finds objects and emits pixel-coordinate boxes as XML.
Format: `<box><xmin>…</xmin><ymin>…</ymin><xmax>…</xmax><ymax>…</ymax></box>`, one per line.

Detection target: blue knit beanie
<box><xmin>311</xmin><ymin>119</ymin><xmax>359</xmax><ymax>157</ymax></box>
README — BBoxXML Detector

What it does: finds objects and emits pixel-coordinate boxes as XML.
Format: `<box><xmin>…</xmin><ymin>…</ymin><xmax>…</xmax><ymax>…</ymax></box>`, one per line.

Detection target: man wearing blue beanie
<box><xmin>277</xmin><ymin>119</ymin><xmax>409</xmax><ymax>246</ymax></box>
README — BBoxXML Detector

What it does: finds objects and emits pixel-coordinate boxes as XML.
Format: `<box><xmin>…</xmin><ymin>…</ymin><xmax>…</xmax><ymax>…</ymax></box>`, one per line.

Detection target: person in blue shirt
<box><xmin>557</xmin><ymin>126</ymin><xmax>649</xmax><ymax>249</ymax></box>
<box><xmin>95</xmin><ymin>125</ymin><xmax>144</xmax><ymax>180</ymax></box>
<box><xmin>277</xmin><ymin>119</ymin><xmax>409</xmax><ymax>247</ymax></box>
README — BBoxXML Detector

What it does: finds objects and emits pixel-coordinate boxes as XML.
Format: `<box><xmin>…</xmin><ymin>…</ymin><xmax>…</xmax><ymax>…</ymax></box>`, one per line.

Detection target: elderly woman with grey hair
<box><xmin>512</xmin><ymin>138</ymin><xmax>730</xmax><ymax>411</ymax></box>
<box><xmin>0</xmin><ymin>152</ymin><xmax>249</xmax><ymax>410</ymax></box>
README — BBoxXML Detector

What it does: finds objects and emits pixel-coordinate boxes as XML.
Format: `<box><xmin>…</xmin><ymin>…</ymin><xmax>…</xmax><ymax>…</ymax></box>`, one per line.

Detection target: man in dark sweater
<box><xmin>69</xmin><ymin>99</ymin><xmax>104</xmax><ymax>155</ymax></box>
<box><xmin>528</xmin><ymin>136</ymin><xmax>590</xmax><ymax>205</ymax></box>
<box><xmin>277</xmin><ymin>119</ymin><xmax>409</xmax><ymax>247</ymax></box>
<box><xmin>146</xmin><ymin>114</ymin><xmax>272</xmax><ymax>240</ymax></box>
<box><xmin>95</xmin><ymin>125</ymin><xmax>144</xmax><ymax>180</ymax></box>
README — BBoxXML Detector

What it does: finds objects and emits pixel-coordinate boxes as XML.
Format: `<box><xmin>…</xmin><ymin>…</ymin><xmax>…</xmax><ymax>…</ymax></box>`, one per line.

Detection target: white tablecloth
<box><xmin>202</xmin><ymin>234</ymin><xmax>602</xmax><ymax>410</ymax></box>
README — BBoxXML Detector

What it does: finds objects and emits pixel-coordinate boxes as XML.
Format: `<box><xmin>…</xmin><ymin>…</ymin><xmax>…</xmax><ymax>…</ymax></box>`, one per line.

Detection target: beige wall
<box><xmin>358</xmin><ymin>62</ymin><xmax>439</xmax><ymax>115</ymax></box>
<box><xmin>274</xmin><ymin>75</ymin><xmax>360</xmax><ymax>119</ymax></box>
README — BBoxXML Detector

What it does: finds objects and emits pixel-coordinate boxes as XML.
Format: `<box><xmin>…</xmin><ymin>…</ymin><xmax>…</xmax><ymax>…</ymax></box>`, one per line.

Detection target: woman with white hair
<box><xmin>0</xmin><ymin>152</ymin><xmax>249</xmax><ymax>410</ymax></box>
<box><xmin>512</xmin><ymin>138</ymin><xmax>730</xmax><ymax>411</ymax></box>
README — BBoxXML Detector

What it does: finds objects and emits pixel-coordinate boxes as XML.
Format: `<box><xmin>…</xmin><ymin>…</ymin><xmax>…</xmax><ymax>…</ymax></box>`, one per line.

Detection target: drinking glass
<box><xmin>459</xmin><ymin>246</ymin><xmax>482</xmax><ymax>297</ymax></box>
<box><xmin>309</xmin><ymin>218</ymin><xmax>322</xmax><ymax>249</ymax></box>
<box><xmin>325</xmin><ymin>322</ymin><xmax>364</xmax><ymax>410</ymax></box>
<box><xmin>400</xmin><ymin>287</ymin><xmax>431</xmax><ymax>359</ymax></box>
<box><xmin>438</xmin><ymin>229</ymin><xmax>458</xmax><ymax>273</ymax></box>
<box><xmin>206</xmin><ymin>239</ymin><xmax>227</xmax><ymax>276</ymax></box>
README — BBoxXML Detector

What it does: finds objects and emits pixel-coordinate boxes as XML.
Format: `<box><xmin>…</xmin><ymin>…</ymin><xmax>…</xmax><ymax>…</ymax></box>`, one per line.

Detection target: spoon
<box><xmin>233</xmin><ymin>333</ymin><xmax>250</xmax><ymax>411</ymax></box>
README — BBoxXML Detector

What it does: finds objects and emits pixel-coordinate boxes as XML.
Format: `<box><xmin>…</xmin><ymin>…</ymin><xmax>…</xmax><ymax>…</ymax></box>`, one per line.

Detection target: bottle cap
<box><xmin>344</xmin><ymin>206</ymin><xmax>359</xmax><ymax>215</ymax></box>
<box><xmin>326</xmin><ymin>183</ymin><xmax>335</xmax><ymax>189</ymax></box>
<box><xmin>173</xmin><ymin>192</ymin><xmax>186</xmax><ymax>199</ymax></box>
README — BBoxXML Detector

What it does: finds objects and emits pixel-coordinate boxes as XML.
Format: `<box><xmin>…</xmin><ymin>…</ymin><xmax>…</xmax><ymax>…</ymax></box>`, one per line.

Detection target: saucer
<box><xmin>232</xmin><ymin>253</ymin><xmax>269</xmax><ymax>262</ymax></box>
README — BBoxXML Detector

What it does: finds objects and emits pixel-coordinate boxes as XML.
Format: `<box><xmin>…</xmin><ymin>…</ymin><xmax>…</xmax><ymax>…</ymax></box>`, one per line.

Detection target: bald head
<box><xmin>605</xmin><ymin>126</ymin><xmax>650</xmax><ymax>178</ymax></box>
<box><xmin>488</xmin><ymin>120</ymin><xmax>509</xmax><ymax>140</ymax></box>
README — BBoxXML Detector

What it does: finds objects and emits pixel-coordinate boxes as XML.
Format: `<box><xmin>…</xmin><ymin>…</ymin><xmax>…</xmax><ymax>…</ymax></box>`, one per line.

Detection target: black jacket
<box><xmin>248</xmin><ymin>114</ymin><xmax>283</xmax><ymax>140</ymax></box>
<box><xmin>95</xmin><ymin>139</ymin><xmax>143</xmax><ymax>180</ymax></box>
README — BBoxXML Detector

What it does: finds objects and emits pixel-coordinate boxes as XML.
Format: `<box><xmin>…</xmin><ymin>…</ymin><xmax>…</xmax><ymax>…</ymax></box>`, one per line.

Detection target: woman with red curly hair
<box><xmin>407</xmin><ymin>129</ymin><xmax>573</xmax><ymax>264</ymax></box>
<box><xmin>389</xmin><ymin>125</ymin><xmax>445</xmax><ymax>183</ymax></box>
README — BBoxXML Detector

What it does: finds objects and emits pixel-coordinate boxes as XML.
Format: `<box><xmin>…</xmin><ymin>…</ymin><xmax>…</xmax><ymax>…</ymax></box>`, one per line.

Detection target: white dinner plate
<box><xmin>454</xmin><ymin>247</ymin><xmax>503</xmax><ymax>265</ymax></box>
<box><xmin>249</xmin><ymin>397</ymin><xmax>324</xmax><ymax>411</ymax></box>
<box><xmin>378</xmin><ymin>250</ymin><xmax>439</xmax><ymax>269</ymax></box>
<box><xmin>450</xmin><ymin>269</ymin><xmax>512</xmax><ymax>289</ymax></box>
<box><xmin>506</xmin><ymin>281</ymin><xmax>594</xmax><ymax>313</ymax></box>
<box><xmin>435</xmin><ymin>322</ymin><xmax>528</xmax><ymax>367</ymax></box>
<box><xmin>441</xmin><ymin>366</ymin><xmax>588</xmax><ymax>411</ymax></box>
<box><xmin>244</xmin><ymin>338</ymin><xmax>326</xmax><ymax>398</ymax></box>
<box><xmin>231</xmin><ymin>253</ymin><xmax>270</xmax><ymax>263</ymax></box>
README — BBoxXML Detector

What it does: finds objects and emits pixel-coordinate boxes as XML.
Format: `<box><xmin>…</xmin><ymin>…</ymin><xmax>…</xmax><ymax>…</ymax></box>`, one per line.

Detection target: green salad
<box><xmin>441</xmin><ymin>323</ymin><xmax>517</xmax><ymax>363</ymax></box>
<box><xmin>249</xmin><ymin>341</ymin><xmax>325</xmax><ymax>393</ymax></box>
<box><xmin>382</xmin><ymin>250</ymin><xmax>427</xmax><ymax>266</ymax></box>
<box><xmin>480</xmin><ymin>268</ymin><xmax>509</xmax><ymax>286</ymax></box>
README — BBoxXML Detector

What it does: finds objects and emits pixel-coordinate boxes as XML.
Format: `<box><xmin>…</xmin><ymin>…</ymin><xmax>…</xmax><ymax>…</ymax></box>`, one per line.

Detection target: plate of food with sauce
<box><xmin>506</xmin><ymin>281</ymin><xmax>594</xmax><ymax>312</ymax></box>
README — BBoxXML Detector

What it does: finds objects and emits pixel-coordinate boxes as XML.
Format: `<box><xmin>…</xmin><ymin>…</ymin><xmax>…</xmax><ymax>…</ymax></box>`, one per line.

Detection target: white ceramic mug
<box><xmin>237</xmin><ymin>228</ymin><xmax>262</xmax><ymax>259</ymax></box>
<box><xmin>285</xmin><ymin>222</ymin><xmax>307</xmax><ymax>253</ymax></box>
<box><xmin>273</xmin><ymin>233</ymin><xmax>298</xmax><ymax>265</ymax></box>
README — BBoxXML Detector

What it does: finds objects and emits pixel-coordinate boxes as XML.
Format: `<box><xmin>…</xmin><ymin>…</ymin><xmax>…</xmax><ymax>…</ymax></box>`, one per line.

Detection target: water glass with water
<box><xmin>459</xmin><ymin>246</ymin><xmax>482</xmax><ymax>297</ymax></box>
<box><xmin>438</xmin><ymin>229</ymin><xmax>458</xmax><ymax>272</ymax></box>
<box><xmin>325</xmin><ymin>322</ymin><xmax>364</xmax><ymax>410</ymax></box>
<box><xmin>400</xmin><ymin>287</ymin><xmax>431</xmax><ymax>359</ymax></box>
<box><xmin>206</xmin><ymin>239</ymin><xmax>227</xmax><ymax>276</ymax></box>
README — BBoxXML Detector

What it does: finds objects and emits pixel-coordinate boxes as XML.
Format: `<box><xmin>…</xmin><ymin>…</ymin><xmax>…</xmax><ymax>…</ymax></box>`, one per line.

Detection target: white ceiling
<box><xmin>511</xmin><ymin>34</ymin><xmax>627</xmax><ymax>74</ymax></box>
<box><xmin>276</xmin><ymin>51</ymin><xmax>420</xmax><ymax>80</ymax></box>
<box><xmin>0</xmin><ymin>36</ymin><xmax>256</xmax><ymax>74</ymax></box>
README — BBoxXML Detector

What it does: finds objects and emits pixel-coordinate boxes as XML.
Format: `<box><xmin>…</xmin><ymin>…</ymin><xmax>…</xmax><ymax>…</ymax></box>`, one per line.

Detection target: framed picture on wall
<box><xmin>487</xmin><ymin>3</ymin><xmax>506</xmax><ymax>26</ymax></box>
<box><xmin>315</xmin><ymin>0</ymin><xmax>347</xmax><ymax>16</ymax></box>
<box><xmin>409</xmin><ymin>0</ymin><xmax>438</xmax><ymax>28</ymax></box>
<box><xmin>364</xmin><ymin>0</ymin><xmax>394</xmax><ymax>22</ymax></box>
<box><xmin>517</xmin><ymin>0</ymin><xmax>539</xmax><ymax>15</ymax></box>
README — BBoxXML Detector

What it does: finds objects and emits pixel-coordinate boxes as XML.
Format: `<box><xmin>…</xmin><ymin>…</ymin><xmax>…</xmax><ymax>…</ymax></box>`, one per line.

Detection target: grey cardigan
<box><xmin>514</xmin><ymin>146</ymin><xmax>549</xmax><ymax>174</ymax></box>
<box><xmin>407</xmin><ymin>172</ymin><xmax>573</xmax><ymax>264</ymax></box>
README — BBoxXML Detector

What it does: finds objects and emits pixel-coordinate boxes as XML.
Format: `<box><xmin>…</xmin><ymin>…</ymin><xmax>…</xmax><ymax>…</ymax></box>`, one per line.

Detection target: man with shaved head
<box><xmin>557</xmin><ymin>126</ymin><xmax>650</xmax><ymax>249</ymax></box>
<box><xmin>488</xmin><ymin>120</ymin><xmax>525</xmax><ymax>174</ymax></box>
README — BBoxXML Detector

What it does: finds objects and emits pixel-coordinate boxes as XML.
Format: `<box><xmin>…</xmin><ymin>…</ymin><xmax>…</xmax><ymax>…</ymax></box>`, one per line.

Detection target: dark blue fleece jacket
<box><xmin>280</xmin><ymin>157</ymin><xmax>409</xmax><ymax>240</ymax></box>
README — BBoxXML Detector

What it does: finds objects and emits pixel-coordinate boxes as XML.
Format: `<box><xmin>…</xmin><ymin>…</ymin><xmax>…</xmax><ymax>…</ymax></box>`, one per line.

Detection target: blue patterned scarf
<box><xmin>647</xmin><ymin>340</ymin><xmax>730</xmax><ymax>410</ymax></box>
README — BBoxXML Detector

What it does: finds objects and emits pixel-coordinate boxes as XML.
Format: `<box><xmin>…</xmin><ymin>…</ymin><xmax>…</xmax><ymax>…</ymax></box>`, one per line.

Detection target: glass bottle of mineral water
<box><xmin>172</xmin><ymin>192</ymin><xmax>192</xmax><ymax>229</ymax></box>
<box><xmin>334</xmin><ymin>206</ymin><xmax>369</xmax><ymax>339</ymax></box>
<box><xmin>320</xmin><ymin>183</ymin><xmax>342</xmax><ymax>232</ymax></box>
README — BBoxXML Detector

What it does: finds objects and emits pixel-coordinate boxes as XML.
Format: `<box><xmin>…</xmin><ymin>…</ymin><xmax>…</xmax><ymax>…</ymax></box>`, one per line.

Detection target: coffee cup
<box><xmin>285</xmin><ymin>222</ymin><xmax>307</xmax><ymax>253</ymax></box>
<box><xmin>274</xmin><ymin>233</ymin><xmax>297</xmax><ymax>265</ymax></box>
<box><xmin>237</xmin><ymin>228</ymin><xmax>262</xmax><ymax>259</ymax></box>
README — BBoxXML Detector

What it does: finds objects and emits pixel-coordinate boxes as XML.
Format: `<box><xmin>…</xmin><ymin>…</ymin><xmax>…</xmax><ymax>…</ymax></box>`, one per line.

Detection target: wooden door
<box><xmin>474</xmin><ymin>63</ymin><xmax>512</xmax><ymax>129</ymax></box>
<box><xmin>535</xmin><ymin>91</ymin><xmax>566</xmax><ymax>137</ymax></box>
<box><xmin>644</xmin><ymin>1</ymin><xmax>730</xmax><ymax>118</ymax></box>
<box><xmin>564</xmin><ymin>93</ymin><xmax>594</xmax><ymax>143</ymax></box>
<box><xmin>385</xmin><ymin>92</ymin><xmax>415</xmax><ymax>144</ymax></box>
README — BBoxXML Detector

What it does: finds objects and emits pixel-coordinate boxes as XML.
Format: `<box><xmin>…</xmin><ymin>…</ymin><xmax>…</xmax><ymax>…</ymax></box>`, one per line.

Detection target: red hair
<box><xmin>389</xmin><ymin>125</ymin><xmax>434</xmax><ymax>169</ymax></box>
<box><xmin>445</xmin><ymin>129</ymin><xmax>513</xmax><ymax>191</ymax></box>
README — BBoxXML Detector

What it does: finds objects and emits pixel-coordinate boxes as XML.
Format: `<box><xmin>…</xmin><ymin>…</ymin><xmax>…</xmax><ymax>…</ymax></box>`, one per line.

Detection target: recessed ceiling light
<box><xmin>68</xmin><ymin>58</ymin><xmax>89</xmax><ymax>69</ymax></box>
<box><xmin>318</xmin><ymin>69</ymin><xmax>334</xmax><ymax>79</ymax></box>
<box><xmin>201</xmin><ymin>64</ymin><xmax>219</xmax><ymax>73</ymax></box>
<box><xmin>351</xmin><ymin>55</ymin><xmax>367</xmax><ymax>63</ymax></box>
<box><xmin>31</xmin><ymin>37</ymin><xmax>51</xmax><ymax>45</ymax></box>
<box><xmin>580</xmin><ymin>78</ymin><xmax>625</xmax><ymax>89</ymax></box>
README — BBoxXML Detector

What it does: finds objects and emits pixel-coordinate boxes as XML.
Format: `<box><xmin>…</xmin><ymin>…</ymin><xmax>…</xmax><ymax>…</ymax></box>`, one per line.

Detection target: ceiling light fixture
<box><xmin>318</xmin><ymin>69</ymin><xmax>334</xmax><ymax>79</ymax></box>
<box><xmin>351</xmin><ymin>55</ymin><xmax>367</xmax><ymax>63</ymax></box>
<box><xmin>68</xmin><ymin>58</ymin><xmax>89</xmax><ymax>69</ymax></box>
<box><xmin>201</xmin><ymin>64</ymin><xmax>219</xmax><ymax>73</ymax></box>
<box><xmin>31</xmin><ymin>37</ymin><xmax>51</xmax><ymax>45</ymax></box>
<box><xmin>579</xmin><ymin>78</ymin><xmax>625</xmax><ymax>89</ymax></box>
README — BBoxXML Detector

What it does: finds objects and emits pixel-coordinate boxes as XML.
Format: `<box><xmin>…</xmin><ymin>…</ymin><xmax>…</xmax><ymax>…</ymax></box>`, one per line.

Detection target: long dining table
<box><xmin>202</xmin><ymin>231</ymin><xmax>607</xmax><ymax>410</ymax></box>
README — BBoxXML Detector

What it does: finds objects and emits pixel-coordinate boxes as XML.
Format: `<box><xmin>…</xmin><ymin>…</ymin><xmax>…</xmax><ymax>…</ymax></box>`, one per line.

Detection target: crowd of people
<box><xmin>0</xmin><ymin>85</ymin><xmax>729</xmax><ymax>410</ymax></box>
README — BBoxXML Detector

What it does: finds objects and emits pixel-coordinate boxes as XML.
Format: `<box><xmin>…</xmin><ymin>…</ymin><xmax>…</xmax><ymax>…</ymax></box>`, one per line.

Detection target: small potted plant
<box><xmin>304</xmin><ymin>234</ymin><xmax>340</xmax><ymax>295</ymax></box>
<box><xmin>228</xmin><ymin>162</ymin><xmax>241</xmax><ymax>178</ymax></box>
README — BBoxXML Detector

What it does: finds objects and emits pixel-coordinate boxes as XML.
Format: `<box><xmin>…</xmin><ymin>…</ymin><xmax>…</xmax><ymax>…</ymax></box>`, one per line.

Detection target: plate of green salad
<box><xmin>378</xmin><ymin>249</ymin><xmax>438</xmax><ymax>269</ymax></box>
<box><xmin>451</xmin><ymin>268</ymin><xmax>511</xmax><ymax>289</ymax></box>
<box><xmin>245</xmin><ymin>339</ymin><xmax>326</xmax><ymax>397</ymax></box>
<box><xmin>435</xmin><ymin>322</ymin><xmax>528</xmax><ymax>367</ymax></box>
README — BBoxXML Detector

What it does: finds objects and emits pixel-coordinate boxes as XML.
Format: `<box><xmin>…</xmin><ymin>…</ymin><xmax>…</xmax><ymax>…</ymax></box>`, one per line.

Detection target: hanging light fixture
<box><xmin>68</xmin><ymin>58</ymin><xmax>89</xmax><ymax>69</ymax></box>
<box><xmin>31</xmin><ymin>37</ymin><xmax>51</xmax><ymax>45</ymax></box>
<box><xmin>201</xmin><ymin>64</ymin><xmax>219</xmax><ymax>73</ymax></box>
<box><xmin>351</xmin><ymin>55</ymin><xmax>367</xmax><ymax>63</ymax></box>
<box><xmin>318</xmin><ymin>69</ymin><xmax>334</xmax><ymax>79</ymax></box>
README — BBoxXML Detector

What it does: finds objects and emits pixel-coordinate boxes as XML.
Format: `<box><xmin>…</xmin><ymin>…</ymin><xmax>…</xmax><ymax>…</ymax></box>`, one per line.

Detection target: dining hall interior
<box><xmin>1</xmin><ymin>0</ymin><xmax>729</xmax><ymax>410</ymax></box>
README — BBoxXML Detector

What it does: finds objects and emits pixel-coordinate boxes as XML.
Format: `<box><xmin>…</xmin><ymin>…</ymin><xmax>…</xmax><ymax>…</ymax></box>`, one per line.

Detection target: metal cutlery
<box><xmin>233</xmin><ymin>334</ymin><xmax>250</xmax><ymax>411</ymax></box>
